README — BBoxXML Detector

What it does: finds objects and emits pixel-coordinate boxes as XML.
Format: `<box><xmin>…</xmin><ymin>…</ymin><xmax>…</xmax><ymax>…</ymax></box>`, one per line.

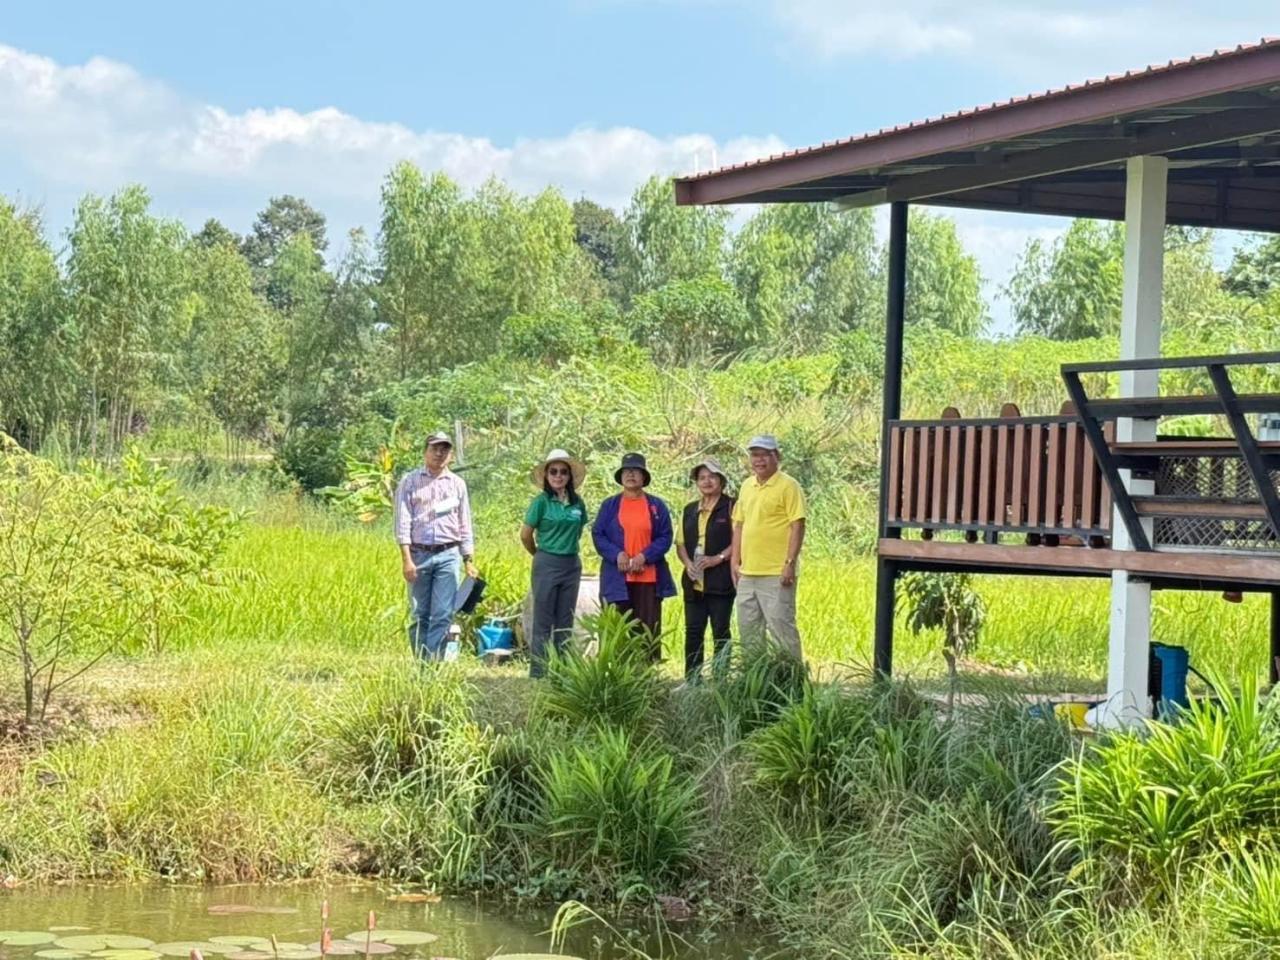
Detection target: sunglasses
<box><xmin>547</xmin><ymin>467</ymin><xmax>571</xmax><ymax>477</ymax></box>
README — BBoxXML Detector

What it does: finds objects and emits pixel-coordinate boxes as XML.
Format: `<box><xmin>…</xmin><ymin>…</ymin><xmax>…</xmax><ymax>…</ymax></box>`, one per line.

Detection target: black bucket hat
<box><xmin>613</xmin><ymin>452</ymin><xmax>651</xmax><ymax>486</ymax></box>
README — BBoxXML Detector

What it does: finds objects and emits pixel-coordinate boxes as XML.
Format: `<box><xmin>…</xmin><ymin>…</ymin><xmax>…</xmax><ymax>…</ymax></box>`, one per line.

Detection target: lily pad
<box><xmin>49</xmin><ymin>929</ymin><xmax>93</xmax><ymax>934</ymax></box>
<box><xmin>54</xmin><ymin>938</ymin><xmax>155</xmax><ymax>952</ymax></box>
<box><xmin>304</xmin><ymin>943</ymin><xmax>363</xmax><ymax>957</ymax></box>
<box><xmin>36</xmin><ymin>951</ymin><xmax>90</xmax><ymax>959</ymax></box>
<box><xmin>206</xmin><ymin>940</ymin><xmax>270</xmax><ymax>950</ymax></box>
<box><xmin>334</xmin><ymin>943</ymin><xmax>394</xmax><ymax>956</ymax></box>
<box><xmin>0</xmin><ymin>932</ymin><xmax>59</xmax><ymax>946</ymax></box>
<box><xmin>90</xmin><ymin>950</ymin><xmax>161</xmax><ymax>960</ymax></box>
<box><xmin>274</xmin><ymin>951</ymin><xmax>320</xmax><ymax>960</ymax></box>
<box><xmin>346</xmin><ymin>931</ymin><xmax>436</xmax><ymax>947</ymax></box>
<box><xmin>224</xmin><ymin>952</ymin><xmax>273</xmax><ymax>960</ymax></box>
<box><xmin>153</xmin><ymin>943</ymin><xmax>238</xmax><ymax>958</ymax></box>
<box><xmin>489</xmin><ymin>956</ymin><xmax>586</xmax><ymax>960</ymax></box>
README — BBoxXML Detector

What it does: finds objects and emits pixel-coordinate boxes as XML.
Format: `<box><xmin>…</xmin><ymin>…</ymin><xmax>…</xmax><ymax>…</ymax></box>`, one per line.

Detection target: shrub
<box><xmin>276</xmin><ymin>424</ymin><xmax>345</xmax><ymax>491</ymax></box>
<box><xmin>1049</xmin><ymin>672</ymin><xmax>1280</xmax><ymax>896</ymax></box>
<box><xmin>538</xmin><ymin>726</ymin><xmax>701</xmax><ymax>891</ymax></box>
<box><xmin>536</xmin><ymin>607</ymin><xmax>662</xmax><ymax>732</ymax></box>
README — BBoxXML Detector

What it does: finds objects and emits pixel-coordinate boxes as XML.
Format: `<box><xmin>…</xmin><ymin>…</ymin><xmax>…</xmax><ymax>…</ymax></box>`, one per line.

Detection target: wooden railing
<box><xmin>883</xmin><ymin>405</ymin><xmax>1113</xmax><ymax>542</ymax></box>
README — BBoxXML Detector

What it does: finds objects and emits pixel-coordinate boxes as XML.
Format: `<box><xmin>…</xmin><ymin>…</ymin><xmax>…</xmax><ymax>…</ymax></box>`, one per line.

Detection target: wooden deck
<box><xmin>879</xmin><ymin>352</ymin><xmax>1280</xmax><ymax>589</ymax></box>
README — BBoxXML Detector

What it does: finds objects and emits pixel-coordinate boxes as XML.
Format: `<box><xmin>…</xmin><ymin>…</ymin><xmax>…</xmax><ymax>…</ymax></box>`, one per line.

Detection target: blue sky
<box><xmin>1</xmin><ymin>1</ymin><xmax>1275</xmax><ymax>327</ymax></box>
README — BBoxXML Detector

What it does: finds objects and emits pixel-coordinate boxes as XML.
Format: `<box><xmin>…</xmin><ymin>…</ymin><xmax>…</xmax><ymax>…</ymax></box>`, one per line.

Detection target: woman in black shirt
<box><xmin>675</xmin><ymin>458</ymin><xmax>736</xmax><ymax>683</ymax></box>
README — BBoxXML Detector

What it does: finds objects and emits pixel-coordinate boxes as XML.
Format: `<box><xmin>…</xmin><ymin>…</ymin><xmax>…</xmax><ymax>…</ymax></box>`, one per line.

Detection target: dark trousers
<box><xmin>529</xmin><ymin>551</ymin><xmax>582</xmax><ymax>678</ymax></box>
<box><xmin>684</xmin><ymin>590</ymin><xmax>734</xmax><ymax>680</ymax></box>
<box><xmin>608</xmin><ymin>581</ymin><xmax>662</xmax><ymax>662</ymax></box>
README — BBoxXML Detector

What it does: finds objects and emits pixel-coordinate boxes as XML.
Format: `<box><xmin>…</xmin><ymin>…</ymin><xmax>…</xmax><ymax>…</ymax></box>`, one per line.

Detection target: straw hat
<box><xmin>532</xmin><ymin>449</ymin><xmax>586</xmax><ymax>488</ymax></box>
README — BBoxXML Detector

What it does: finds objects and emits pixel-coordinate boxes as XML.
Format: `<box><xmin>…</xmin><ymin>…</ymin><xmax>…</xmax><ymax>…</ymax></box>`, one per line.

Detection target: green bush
<box><xmin>538</xmin><ymin>726</ymin><xmax>701</xmax><ymax>891</ymax></box>
<box><xmin>536</xmin><ymin>607</ymin><xmax>662</xmax><ymax>732</ymax></box>
<box><xmin>1050</xmin><ymin>672</ymin><xmax>1280</xmax><ymax>896</ymax></box>
<box><xmin>276</xmin><ymin>424</ymin><xmax>346</xmax><ymax>491</ymax></box>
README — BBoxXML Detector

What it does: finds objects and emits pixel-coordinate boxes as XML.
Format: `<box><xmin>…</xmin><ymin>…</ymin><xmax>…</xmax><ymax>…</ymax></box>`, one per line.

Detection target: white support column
<box><xmin>1099</xmin><ymin>155</ymin><xmax>1167</xmax><ymax>728</ymax></box>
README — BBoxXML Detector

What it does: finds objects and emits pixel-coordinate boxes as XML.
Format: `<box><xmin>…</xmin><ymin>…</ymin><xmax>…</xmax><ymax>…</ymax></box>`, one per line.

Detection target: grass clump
<box><xmin>538</xmin><ymin>726</ymin><xmax>701</xmax><ymax>893</ymax></box>
<box><xmin>1049</xmin><ymin>671</ymin><xmax>1280</xmax><ymax>898</ymax></box>
<box><xmin>0</xmin><ymin>672</ymin><xmax>332</xmax><ymax>882</ymax></box>
<box><xmin>535</xmin><ymin>607</ymin><xmax>662</xmax><ymax>731</ymax></box>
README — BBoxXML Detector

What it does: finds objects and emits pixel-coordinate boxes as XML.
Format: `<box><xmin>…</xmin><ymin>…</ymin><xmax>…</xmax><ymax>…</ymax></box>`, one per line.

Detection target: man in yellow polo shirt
<box><xmin>730</xmin><ymin>434</ymin><xmax>806</xmax><ymax>658</ymax></box>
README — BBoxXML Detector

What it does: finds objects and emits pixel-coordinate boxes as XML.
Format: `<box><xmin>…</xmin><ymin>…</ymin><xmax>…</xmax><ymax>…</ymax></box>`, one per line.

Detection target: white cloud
<box><xmin>770</xmin><ymin>0</ymin><xmax>1276</xmax><ymax>78</ymax></box>
<box><xmin>0</xmin><ymin>43</ymin><xmax>784</xmax><ymax>240</ymax></box>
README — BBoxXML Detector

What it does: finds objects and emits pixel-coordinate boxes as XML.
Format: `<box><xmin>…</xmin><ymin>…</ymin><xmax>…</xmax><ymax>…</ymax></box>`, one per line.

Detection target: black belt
<box><xmin>410</xmin><ymin>542</ymin><xmax>460</xmax><ymax>555</ymax></box>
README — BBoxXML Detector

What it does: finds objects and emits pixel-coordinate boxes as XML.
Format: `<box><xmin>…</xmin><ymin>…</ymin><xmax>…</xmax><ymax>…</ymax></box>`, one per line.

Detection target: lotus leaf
<box><xmin>224</xmin><ymin>952</ymin><xmax>272</xmax><ymax>960</ymax></box>
<box><xmin>152</xmin><ymin>943</ymin><xmax>237</xmax><ymax>957</ymax></box>
<box><xmin>89</xmin><ymin>950</ymin><xmax>161</xmax><ymax>960</ymax></box>
<box><xmin>54</xmin><ymin>938</ymin><xmax>155</xmax><ymax>952</ymax></box>
<box><xmin>0</xmin><ymin>933</ymin><xmax>59</xmax><ymax>946</ymax></box>
<box><xmin>206</xmin><ymin>939</ymin><xmax>270</xmax><ymax>949</ymax></box>
<box><xmin>342</xmin><ymin>943</ymin><xmax>394</xmax><ymax>956</ymax></box>
<box><xmin>347</xmin><ymin>931</ymin><xmax>437</xmax><ymax>946</ymax></box>
<box><xmin>36</xmin><ymin>951</ymin><xmax>90</xmax><ymax>959</ymax></box>
<box><xmin>304</xmin><ymin>942</ymin><xmax>363</xmax><ymax>956</ymax></box>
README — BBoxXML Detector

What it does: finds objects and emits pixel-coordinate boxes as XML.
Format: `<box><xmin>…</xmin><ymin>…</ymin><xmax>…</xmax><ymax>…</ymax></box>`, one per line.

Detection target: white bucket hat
<box><xmin>532</xmin><ymin>449</ymin><xmax>587</xmax><ymax>489</ymax></box>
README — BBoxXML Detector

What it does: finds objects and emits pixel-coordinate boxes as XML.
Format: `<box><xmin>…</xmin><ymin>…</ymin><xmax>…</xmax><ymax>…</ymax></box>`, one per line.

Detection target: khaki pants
<box><xmin>736</xmin><ymin>575</ymin><xmax>802</xmax><ymax>658</ymax></box>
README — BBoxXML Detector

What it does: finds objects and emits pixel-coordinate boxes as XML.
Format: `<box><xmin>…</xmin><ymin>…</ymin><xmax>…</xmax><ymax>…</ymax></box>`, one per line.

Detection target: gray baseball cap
<box><xmin>746</xmin><ymin>434</ymin><xmax>780</xmax><ymax>452</ymax></box>
<box><xmin>424</xmin><ymin>431</ymin><xmax>453</xmax><ymax>448</ymax></box>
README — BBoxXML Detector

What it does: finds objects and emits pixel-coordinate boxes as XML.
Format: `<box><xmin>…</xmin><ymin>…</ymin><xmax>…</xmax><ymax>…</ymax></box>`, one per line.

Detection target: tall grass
<box><xmin>538</xmin><ymin>726</ymin><xmax>702</xmax><ymax>892</ymax></box>
<box><xmin>1050</xmin><ymin>671</ymin><xmax>1280</xmax><ymax>899</ymax></box>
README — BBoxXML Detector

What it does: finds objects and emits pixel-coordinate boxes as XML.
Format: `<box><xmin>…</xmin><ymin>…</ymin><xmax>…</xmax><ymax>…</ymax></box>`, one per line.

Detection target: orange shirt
<box><xmin>618</xmin><ymin>495</ymin><xmax>657</xmax><ymax>584</ymax></box>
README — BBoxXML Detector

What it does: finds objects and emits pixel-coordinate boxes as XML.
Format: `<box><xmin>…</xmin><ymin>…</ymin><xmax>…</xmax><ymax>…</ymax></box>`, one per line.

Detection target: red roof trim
<box><xmin>676</xmin><ymin>38</ymin><xmax>1280</xmax><ymax>205</ymax></box>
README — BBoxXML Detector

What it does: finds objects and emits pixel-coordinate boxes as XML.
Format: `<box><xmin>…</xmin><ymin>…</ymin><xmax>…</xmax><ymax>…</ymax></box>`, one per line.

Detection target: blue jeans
<box><xmin>407</xmin><ymin>546</ymin><xmax>461</xmax><ymax>660</ymax></box>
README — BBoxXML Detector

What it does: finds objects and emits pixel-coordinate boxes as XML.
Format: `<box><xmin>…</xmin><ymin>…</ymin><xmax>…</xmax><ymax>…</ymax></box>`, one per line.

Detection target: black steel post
<box><xmin>1271</xmin><ymin>590</ymin><xmax>1280</xmax><ymax>687</ymax></box>
<box><xmin>874</xmin><ymin>201</ymin><xmax>908</xmax><ymax>681</ymax></box>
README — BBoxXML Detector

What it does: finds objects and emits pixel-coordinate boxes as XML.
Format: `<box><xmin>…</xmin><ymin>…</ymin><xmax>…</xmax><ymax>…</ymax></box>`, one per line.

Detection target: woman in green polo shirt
<box><xmin>520</xmin><ymin>449</ymin><xmax>589</xmax><ymax>678</ymax></box>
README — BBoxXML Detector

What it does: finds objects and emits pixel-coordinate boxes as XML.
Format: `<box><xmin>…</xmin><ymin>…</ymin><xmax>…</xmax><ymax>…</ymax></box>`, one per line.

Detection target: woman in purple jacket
<box><xmin>591</xmin><ymin>452</ymin><xmax>676</xmax><ymax>662</ymax></box>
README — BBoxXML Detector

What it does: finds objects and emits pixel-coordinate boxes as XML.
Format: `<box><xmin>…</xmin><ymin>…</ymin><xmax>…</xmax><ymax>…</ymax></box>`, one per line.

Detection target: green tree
<box><xmin>376</xmin><ymin>163</ymin><xmax>482</xmax><ymax>376</ymax></box>
<box><xmin>66</xmin><ymin>185</ymin><xmax>190</xmax><ymax>455</ymax></box>
<box><xmin>1007</xmin><ymin>220</ymin><xmax>1236</xmax><ymax>340</ymax></box>
<box><xmin>617</xmin><ymin>176</ymin><xmax>730</xmax><ymax>304</ymax></box>
<box><xmin>1224</xmin><ymin>234</ymin><xmax>1280</xmax><ymax>300</ymax></box>
<box><xmin>629</xmin><ymin>276</ymin><xmax>751</xmax><ymax>366</ymax></box>
<box><xmin>731</xmin><ymin>204</ymin><xmax>880</xmax><ymax>350</ymax></box>
<box><xmin>904</xmin><ymin>210</ymin><xmax>986</xmax><ymax>336</ymax></box>
<box><xmin>193</xmin><ymin>218</ymin><xmax>240</xmax><ymax>251</ymax></box>
<box><xmin>0</xmin><ymin>201</ymin><xmax>71</xmax><ymax>449</ymax></box>
<box><xmin>185</xmin><ymin>238</ymin><xmax>282</xmax><ymax>445</ymax></box>
<box><xmin>241</xmin><ymin>196</ymin><xmax>329</xmax><ymax>309</ymax></box>
<box><xmin>572</xmin><ymin>198</ymin><xmax>625</xmax><ymax>300</ymax></box>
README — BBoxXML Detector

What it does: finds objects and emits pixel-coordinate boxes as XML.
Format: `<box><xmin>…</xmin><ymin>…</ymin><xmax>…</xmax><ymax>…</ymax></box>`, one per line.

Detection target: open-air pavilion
<box><xmin>675</xmin><ymin>39</ymin><xmax>1280</xmax><ymax>724</ymax></box>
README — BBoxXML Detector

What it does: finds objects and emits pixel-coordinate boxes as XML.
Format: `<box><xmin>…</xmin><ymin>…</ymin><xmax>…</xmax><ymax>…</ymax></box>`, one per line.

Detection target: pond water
<box><xmin>0</xmin><ymin>884</ymin><xmax>783</xmax><ymax>960</ymax></box>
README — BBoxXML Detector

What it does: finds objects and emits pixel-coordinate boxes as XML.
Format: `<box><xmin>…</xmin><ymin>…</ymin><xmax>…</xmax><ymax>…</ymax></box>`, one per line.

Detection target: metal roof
<box><xmin>674</xmin><ymin>39</ymin><xmax>1280</xmax><ymax>233</ymax></box>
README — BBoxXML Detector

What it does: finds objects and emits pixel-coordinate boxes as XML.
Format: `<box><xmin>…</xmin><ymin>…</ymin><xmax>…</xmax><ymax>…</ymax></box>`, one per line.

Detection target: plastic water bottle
<box><xmin>692</xmin><ymin>546</ymin><xmax>706</xmax><ymax>586</ymax></box>
<box><xmin>444</xmin><ymin>624</ymin><xmax>461</xmax><ymax>661</ymax></box>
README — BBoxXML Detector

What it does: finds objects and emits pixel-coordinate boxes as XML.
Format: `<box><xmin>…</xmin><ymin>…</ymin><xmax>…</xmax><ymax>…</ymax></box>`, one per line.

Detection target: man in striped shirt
<box><xmin>393</xmin><ymin>431</ymin><xmax>479</xmax><ymax>659</ymax></box>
